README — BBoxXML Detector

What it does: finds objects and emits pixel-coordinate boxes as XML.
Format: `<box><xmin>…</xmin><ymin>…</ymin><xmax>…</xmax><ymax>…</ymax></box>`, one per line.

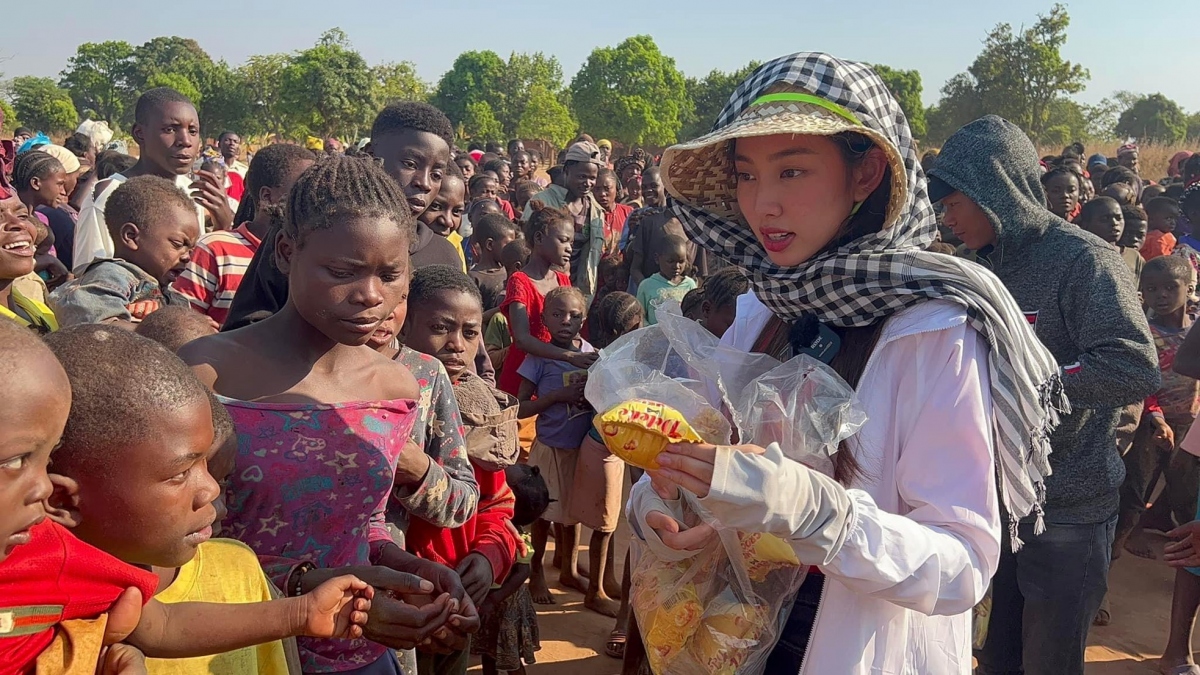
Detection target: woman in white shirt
<box><xmin>627</xmin><ymin>52</ymin><xmax>1066</xmax><ymax>674</ymax></box>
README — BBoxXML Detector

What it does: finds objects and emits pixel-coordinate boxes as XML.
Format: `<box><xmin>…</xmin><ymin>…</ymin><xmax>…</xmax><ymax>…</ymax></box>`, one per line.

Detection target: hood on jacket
<box><xmin>928</xmin><ymin>115</ymin><xmax>1062</xmax><ymax>254</ymax></box>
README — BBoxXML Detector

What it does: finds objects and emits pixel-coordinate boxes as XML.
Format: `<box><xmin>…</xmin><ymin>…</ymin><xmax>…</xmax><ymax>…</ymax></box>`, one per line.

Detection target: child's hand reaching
<box><xmin>1165</xmin><ymin>521</ymin><xmax>1200</xmax><ymax>568</ymax></box>
<box><xmin>566</xmin><ymin>351</ymin><xmax>599</xmax><ymax>370</ymax></box>
<box><xmin>301</xmin><ymin>575</ymin><xmax>375</xmax><ymax>639</ymax></box>
<box><xmin>1150</xmin><ymin>415</ymin><xmax>1176</xmax><ymax>451</ymax></box>
<box><xmin>98</xmin><ymin>644</ymin><xmax>148</xmax><ymax>675</ymax></box>
<box><xmin>125</xmin><ymin>300</ymin><xmax>161</xmax><ymax>321</ymax></box>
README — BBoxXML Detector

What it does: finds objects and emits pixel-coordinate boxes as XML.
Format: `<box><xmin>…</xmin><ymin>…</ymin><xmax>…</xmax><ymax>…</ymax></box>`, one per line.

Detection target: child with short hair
<box><xmin>594</xmin><ymin>168</ymin><xmax>632</xmax><ymax>259</ymax></box>
<box><xmin>135</xmin><ymin>304</ymin><xmax>217</xmax><ymax>352</ymax></box>
<box><xmin>498</xmin><ymin>201</ymin><xmax>596</xmax><ymax>396</ymax></box>
<box><xmin>399</xmin><ymin>265</ymin><xmax>520</xmax><ymax>675</ymax></box>
<box><xmin>0</xmin><ymin>320</ymin><xmax>374</xmax><ymax>675</ymax></box>
<box><xmin>1118</xmin><ymin>255</ymin><xmax>1200</xmax><ymax>562</ymax></box>
<box><xmin>470</xmin><ymin>213</ymin><xmax>521</xmax><ymax>312</ymax></box>
<box><xmin>472</xmin><ymin>463</ymin><xmax>550</xmax><ymax>675</ymax></box>
<box><xmin>1120</xmin><ymin>204</ymin><xmax>1149</xmax><ymax>282</ymax></box>
<box><xmin>516</xmin><ymin>286</ymin><xmax>595</xmax><ymax>606</ymax></box>
<box><xmin>419</xmin><ymin>169</ymin><xmax>469</xmax><ymax>271</ymax></box>
<box><xmin>51</xmin><ymin>175</ymin><xmax>197</xmax><ymax>327</ymax></box>
<box><xmin>179</xmin><ymin>156</ymin><xmax>476</xmax><ymax>672</ymax></box>
<box><xmin>1144</xmin><ymin>197</ymin><xmax>1182</xmax><ymax>261</ymax></box>
<box><xmin>701</xmin><ymin>267</ymin><xmax>750</xmax><ymax>338</ymax></box>
<box><xmin>469</xmin><ymin>174</ymin><xmax>515</xmax><ymax>220</ymax></box>
<box><xmin>510</xmin><ymin>180</ymin><xmax>540</xmax><ymax>215</ymax></box>
<box><xmin>484</xmin><ymin>239</ymin><xmax>530</xmax><ymax>370</ymax></box>
<box><xmin>636</xmin><ymin>233</ymin><xmax>698</xmax><ymax>325</ymax></box>
<box><xmin>1077</xmin><ymin>196</ymin><xmax>1125</xmax><ymax>250</ymax></box>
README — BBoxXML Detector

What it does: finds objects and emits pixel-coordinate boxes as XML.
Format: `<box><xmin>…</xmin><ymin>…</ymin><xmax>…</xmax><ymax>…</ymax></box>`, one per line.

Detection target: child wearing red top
<box><xmin>399</xmin><ymin>266</ymin><xmax>521</xmax><ymax>674</ymax></box>
<box><xmin>498</xmin><ymin>202</ymin><xmax>598</xmax><ymax>394</ymax></box>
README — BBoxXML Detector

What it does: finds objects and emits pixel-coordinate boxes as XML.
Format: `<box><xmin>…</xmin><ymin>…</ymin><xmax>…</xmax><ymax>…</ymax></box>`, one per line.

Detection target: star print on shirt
<box><xmin>324</xmin><ymin>451</ymin><xmax>359</xmax><ymax>475</ymax></box>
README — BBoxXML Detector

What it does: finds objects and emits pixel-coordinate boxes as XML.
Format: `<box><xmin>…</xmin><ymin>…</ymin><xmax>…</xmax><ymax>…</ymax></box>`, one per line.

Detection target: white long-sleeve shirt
<box><xmin>629</xmin><ymin>293</ymin><xmax>1000</xmax><ymax>674</ymax></box>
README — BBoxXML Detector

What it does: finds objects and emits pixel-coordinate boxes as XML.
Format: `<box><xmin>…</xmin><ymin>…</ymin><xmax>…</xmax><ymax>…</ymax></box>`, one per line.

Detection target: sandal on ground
<box><xmin>605</xmin><ymin>629</ymin><xmax>627</xmax><ymax>659</ymax></box>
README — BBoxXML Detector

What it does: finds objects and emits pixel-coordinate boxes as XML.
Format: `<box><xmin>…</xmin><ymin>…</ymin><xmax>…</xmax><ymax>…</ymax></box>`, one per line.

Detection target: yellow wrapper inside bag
<box><xmin>688</xmin><ymin>590</ymin><xmax>769</xmax><ymax>675</ymax></box>
<box><xmin>595</xmin><ymin>399</ymin><xmax>704</xmax><ymax>469</ymax></box>
<box><xmin>738</xmin><ymin>532</ymin><xmax>802</xmax><ymax>582</ymax></box>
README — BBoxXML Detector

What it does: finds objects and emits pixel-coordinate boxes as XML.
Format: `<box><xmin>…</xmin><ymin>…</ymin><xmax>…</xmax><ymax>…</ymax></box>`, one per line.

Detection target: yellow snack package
<box><xmin>738</xmin><ymin>532</ymin><xmax>802</xmax><ymax>582</ymax></box>
<box><xmin>688</xmin><ymin>589</ymin><xmax>769</xmax><ymax>675</ymax></box>
<box><xmin>642</xmin><ymin>582</ymin><xmax>704</xmax><ymax>673</ymax></box>
<box><xmin>595</xmin><ymin>399</ymin><xmax>705</xmax><ymax>469</ymax></box>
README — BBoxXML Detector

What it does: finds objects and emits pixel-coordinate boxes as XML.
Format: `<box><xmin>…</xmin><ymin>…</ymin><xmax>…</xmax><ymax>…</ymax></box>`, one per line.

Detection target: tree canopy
<box><xmin>1115</xmin><ymin>94</ymin><xmax>1188</xmax><ymax>145</ymax></box>
<box><xmin>9</xmin><ymin>76</ymin><xmax>78</xmax><ymax>134</ymax></box>
<box><xmin>570</xmin><ymin>35</ymin><xmax>689</xmax><ymax>147</ymax></box>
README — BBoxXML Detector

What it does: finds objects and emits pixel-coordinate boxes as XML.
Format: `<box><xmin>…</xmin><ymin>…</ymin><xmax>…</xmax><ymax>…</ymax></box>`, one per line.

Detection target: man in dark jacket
<box><xmin>928</xmin><ymin>116</ymin><xmax>1159</xmax><ymax>675</ymax></box>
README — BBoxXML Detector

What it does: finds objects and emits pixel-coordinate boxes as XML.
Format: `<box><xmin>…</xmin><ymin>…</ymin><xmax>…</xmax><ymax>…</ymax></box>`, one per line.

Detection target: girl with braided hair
<box><xmin>180</xmin><ymin>155</ymin><xmax>478</xmax><ymax>674</ymax></box>
<box><xmin>628</xmin><ymin>52</ymin><xmax>1066</xmax><ymax>674</ymax></box>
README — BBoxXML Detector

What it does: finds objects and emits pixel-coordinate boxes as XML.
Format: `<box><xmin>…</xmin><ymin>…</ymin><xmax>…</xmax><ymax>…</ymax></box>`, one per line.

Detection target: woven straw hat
<box><xmin>661</xmin><ymin>85</ymin><xmax>909</xmax><ymax>227</ymax></box>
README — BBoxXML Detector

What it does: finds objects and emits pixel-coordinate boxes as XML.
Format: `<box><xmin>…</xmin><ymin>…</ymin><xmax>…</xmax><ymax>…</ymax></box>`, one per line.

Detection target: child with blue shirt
<box><xmin>515</xmin><ymin>286</ymin><xmax>594</xmax><ymax>607</ymax></box>
<box><xmin>636</xmin><ymin>234</ymin><xmax>697</xmax><ymax>325</ymax></box>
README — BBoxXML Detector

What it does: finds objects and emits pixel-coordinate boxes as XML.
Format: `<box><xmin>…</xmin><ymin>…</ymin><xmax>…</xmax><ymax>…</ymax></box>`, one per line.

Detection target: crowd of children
<box><xmin>16</xmin><ymin>72</ymin><xmax>1200</xmax><ymax>674</ymax></box>
<box><xmin>0</xmin><ymin>83</ymin><xmax>759</xmax><ymax>675</ymax></box>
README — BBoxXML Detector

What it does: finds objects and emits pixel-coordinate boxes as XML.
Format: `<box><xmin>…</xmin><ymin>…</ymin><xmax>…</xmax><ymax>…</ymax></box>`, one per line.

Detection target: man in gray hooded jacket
<box><xmin>928</xmin><ymin>115</ymin><xmax>1158</xmax><ymax>675</ymax></box>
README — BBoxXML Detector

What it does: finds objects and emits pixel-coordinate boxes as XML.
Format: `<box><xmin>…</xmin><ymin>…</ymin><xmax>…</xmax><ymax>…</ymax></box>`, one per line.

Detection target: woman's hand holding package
<box><xmin>655</xmin><ymin>442</ymin><xmax>855</xmax><ymax>566</ymax></box>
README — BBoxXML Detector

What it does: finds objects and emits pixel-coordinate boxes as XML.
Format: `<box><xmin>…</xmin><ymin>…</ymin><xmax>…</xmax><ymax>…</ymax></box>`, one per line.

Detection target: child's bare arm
<box><xmin>125</xmin><ymin>575</ymin><xmax>372</xmax><ymax>659</ymax></box>
<box><xmin>516</xmin><ymin>378</ymin><xmax>577</xmax><ymax>418</ymax></box>
<box><xmin>484</xmin><ymin>562</ymin><xmax>530</xmax><ymax>607</ymax></box>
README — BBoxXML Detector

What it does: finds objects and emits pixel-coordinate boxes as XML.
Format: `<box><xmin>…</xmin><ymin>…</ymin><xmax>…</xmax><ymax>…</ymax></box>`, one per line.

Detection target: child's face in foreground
<box><xmin>403</xmin><ymin>289</ymin><xmax>482</xmax><ymax>383</ymax></box>
<box><xmin>280</xmin><ymin>216</ymin><xmax>411</xmax><ymax>347</ymax></box>
<box><xmin>0</xmin><ymin>195</ymin><xmax>37</xmax><ymax>282</ymax></box>
<box><xmin>535</xmin><ymin>221</ymin><xmax>574</xmax><ymax>269</ymax></box>
<box><xmin>1150</xmin><ymin>206</ymin><xmax>1181</xmax><ymax>234</ymax></box>
<box><xmin>1141</xmin><ymin>271</ymin><xmax>1193</xmax><ymax>319</ymax></box>
<box><xmin>0</xmin><ymin>349</ymin><xmax>70</xmax><ymax>563</ymax></box>
<box><xmin>121</xmin><ymin>203</ymin><xmax>200</xmax><ymax>286</ymax></box>
<box><xmin>372</xmin><ymin>129</ymin><xmax>450</xmax><ymax>217</ymax></box>
<box><xmin>72</xmin><ymin>397</ymin><xmax>217</xmax><ymax>568</ymax></box>
<box><xmin>543</xmin><ymin>294</ymin><xmax>585</xmax><ymax>347</ymax></box>
<box><xmin>418</xmin><ymin>176</ymin><xmax>467</xmax><ymax>237</ymax></box>
<box><xmin>1082</xmin><ymin>202</ymin><xmax>1125</xmax><ymax>245</ymax></box>
<box><xmin>368</xmin><ymin>278</ymin><xmax>411</xmax><ymax>352</ymax></box>
<box><xmin>657</xmin><ymin>245</ymin><xmax>688</xmax><ymax>281</ymax></box>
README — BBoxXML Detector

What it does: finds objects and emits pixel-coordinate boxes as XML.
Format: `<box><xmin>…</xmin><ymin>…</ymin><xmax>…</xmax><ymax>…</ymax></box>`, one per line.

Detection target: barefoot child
<box><xmin>516</xmin><ymin>286</ymin><xmax>595</xmax><ymax>604</ymax></box>
<box><xmin>473</xmin><ymin>464</ymin><xmax>551</xmax><ymax>675</ymax></box>
<box><xmin>635</xmin><ymin>234</ymin><xmax>697</xmax><ymax>325</ymax></box>
<box><xmin>51</xmin><ymin>176</ymin><xmax>197</xmax><ymax>327</ymax></box>
<box><xmin>498</xmin><ymin>202</ymin><xmax>596</xmax><ymax>395</ymax></box>
<box><xmin>179</xmin><ymin>156</ymin><xmax>477</xmax><ymax>672</ymax></box>
<box><xmin>0</xmin><ymin>319</ymin><xmax>374</xmax><ymax>675</ymax></box>
<box><xmin>1119</xmin><ymin>256</ymin><xmax>1200</xmax><ymax>563</ymax></box>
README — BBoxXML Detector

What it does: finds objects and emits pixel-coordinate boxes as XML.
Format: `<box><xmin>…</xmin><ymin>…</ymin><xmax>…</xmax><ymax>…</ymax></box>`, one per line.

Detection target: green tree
<box><xmin>144</xmin><ymin>72</ymin><xmax>202</xmax><ymax>107</ymax></box>
<box><xmin>9</xmin><ymin>76</ymin><xmax>78</xmax><ymax>134</ymax></box>
<box><xmin>431</xmin><ymin>51</ymin><xmax>507</xmax><ymax>133</ymax></box>
<box><xmin>59</xmin><ymin>41</ymin><xmax>135</xmax><ymax>126</ymax></box>
<box><xmin>928</xmin><ymin>4</ymin><xmax>1088</xmax><ymax>142</ymax></box>
<box><xmin>372</xmin><ymin>62</ymin><xmax>429</xmax><ymax>106</ymax></box>
<box><xmin>569</xmin><ymin>35</ymin><xmax>689</xmax><ymax>146</ymax></box>
<box><xmin>515</xmin><ymin>84</ymin><xmax>576</xmax><ymax>146</ymax></box>
<box><xmin>681</xmin><ymin>61</ymin><xmax>761</xmax><ymax>141</ymax></box>
<box><xmin>1115</xmin><ymin>93</ymin><xmax>1188</xmax><ymax>144</ymax></box>
<box><xmin>496</xmin><ymin>52</ymin><xmax>565</xmax><ymax>137</ymax></box>
<box><xmin>460</xmin><ymin>100</ymin><xmax>503</xmax><ymax>143</ymax></box>
<box><xmin>0</xmin><ymin>99</ymin><xmax>18</xmax><ymax>131</ymax></box>
<box><xmin>239</xmin><ymin>54</ymin><xmax>291</xmax><ymax>137</ymax></box>
<box><xmin>199</xmin><ymin>61</ymin><xmax>256</xmax><ymax>136</ymax></box>
<box><xmin>923</xmin><ymin>74</ymin><xmax>984</xmax><ymax>145</ymax></box>
<box><xmin>1187</xmin><ymin>113</ymin><xmax>1200</xmax><ymax>142</ymax></box>
<box><xmin>279</xmin><ymin>28</ymin><xmax>376</xmax><ymax>138</ymax></box>
<box><xmin>872</xmin><ymin>65</ymin><xmax>926</xmax><ymax>139</ymax></box>
<box><xmin>127</xmin><ymin>37</ymin><xmax>214</xmax><ymax>93</ymax></box>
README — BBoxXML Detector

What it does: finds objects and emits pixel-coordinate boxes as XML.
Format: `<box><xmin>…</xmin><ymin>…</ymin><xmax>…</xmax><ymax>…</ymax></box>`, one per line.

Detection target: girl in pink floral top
<box><xmin>181</xmin><ymin>157</ymin><xmax>479</xmax><ymax>674</ymax></box>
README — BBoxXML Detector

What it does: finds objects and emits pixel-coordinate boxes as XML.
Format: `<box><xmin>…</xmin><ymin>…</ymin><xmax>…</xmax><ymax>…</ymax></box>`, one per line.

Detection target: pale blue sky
<box><xmin>4</xmin><ymin>0</ymin><xmax>1195</xmax><ymax>110</ymax></box>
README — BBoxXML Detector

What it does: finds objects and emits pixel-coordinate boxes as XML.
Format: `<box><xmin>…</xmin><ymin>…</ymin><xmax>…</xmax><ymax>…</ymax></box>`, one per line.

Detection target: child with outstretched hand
<box><xmin>179</xmin><ymin>157</ymin><xmax>476</xmax><ymax>672</ymax></box>
<box><xmin>0</xmin><ymin>319</ymin><xmax>375</xmax><ymax>675</ymax></box>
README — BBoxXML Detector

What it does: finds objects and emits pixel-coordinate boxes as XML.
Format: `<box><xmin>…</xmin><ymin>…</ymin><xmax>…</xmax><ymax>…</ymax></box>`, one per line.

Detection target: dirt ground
<box><xmin>466</xmin><ymin>524</ymin><xmax>1192</xmax><ymax>674</ymax></box>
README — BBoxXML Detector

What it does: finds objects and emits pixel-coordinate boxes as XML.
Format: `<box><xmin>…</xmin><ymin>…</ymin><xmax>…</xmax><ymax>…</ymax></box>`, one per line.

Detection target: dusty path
<box><xmin>466</xmin><ymin>528</ymin><xmax>1193</xmax><ymax>674</ymax></box>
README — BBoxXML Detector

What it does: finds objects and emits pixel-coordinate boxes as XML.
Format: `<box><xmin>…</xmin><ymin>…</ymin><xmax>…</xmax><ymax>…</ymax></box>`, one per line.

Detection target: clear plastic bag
<box><xmin>587</xmin><ymin>301</ymin><xmax>866</xmax><ymax>674</ymax></box>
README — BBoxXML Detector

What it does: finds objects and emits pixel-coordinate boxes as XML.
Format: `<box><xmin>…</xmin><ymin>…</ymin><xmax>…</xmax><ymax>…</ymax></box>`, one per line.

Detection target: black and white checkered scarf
<box><xmin>669</xmin><ymin>52</ymin><xmax>1066</xmax><ymax>547</ymax></box>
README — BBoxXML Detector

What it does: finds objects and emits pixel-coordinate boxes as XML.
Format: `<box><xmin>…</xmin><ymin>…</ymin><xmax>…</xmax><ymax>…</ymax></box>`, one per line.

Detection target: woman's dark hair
<box><xmin>1101</xmin><ymin>165</ymin><xmax>1140</xmax><ymax>189</ymax></box>
<box><xmin>285</xmin><ymin>155</ymin><xmax>412</xmax><ymax>248</ymax></box>
<box><xmin>455</xmin><ymin>154</ymin><xmax>477</xmax><ymax>170</ymax></box>
<box><xmin>591</xmin><ymin>291</ymin><xmax>643</xmax><ymax>349</ymax></box>
<box><xmin>523</xmin><ymin>199</ymin><xmax>571</xmax><ymax>242</ymax></box>
<box><xmin>63</xmin><ymin>132</ymin><xmax>92</xmax><ymax>159</ymax></box>
<box><xmin>681</xmin><ymin>287</ymin><xmax>706</xmax><ymax>320</ymax></box>
<box><xmin>505</xmin><ymin>464</ymin><xmax>550</xmax><ymax>527</ymax></box>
